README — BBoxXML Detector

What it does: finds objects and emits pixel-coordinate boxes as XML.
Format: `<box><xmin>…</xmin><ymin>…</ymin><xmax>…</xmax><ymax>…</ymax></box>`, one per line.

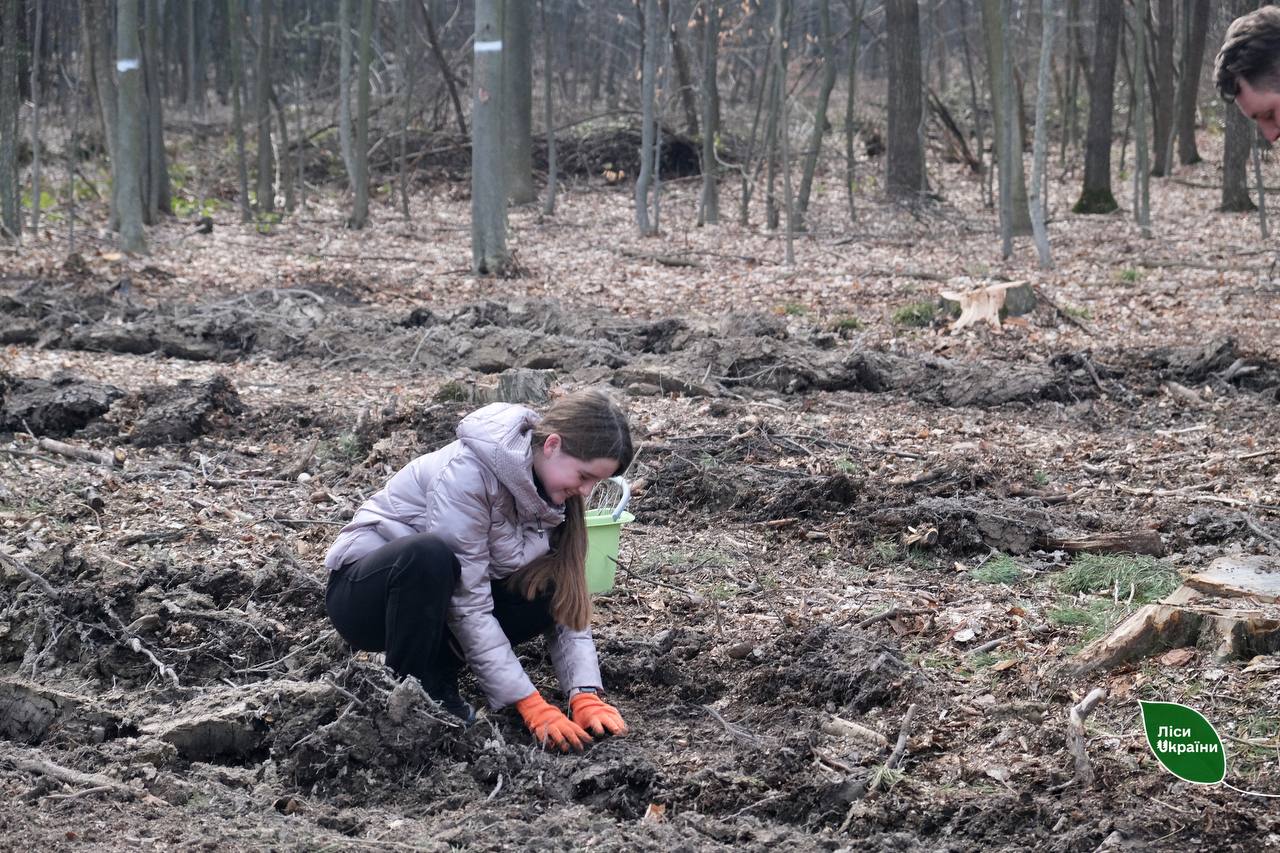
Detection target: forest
<box><xmin>0</xmin><ymin>0</ymin><xmax>1278</xmax><ymax>850</ymax></box>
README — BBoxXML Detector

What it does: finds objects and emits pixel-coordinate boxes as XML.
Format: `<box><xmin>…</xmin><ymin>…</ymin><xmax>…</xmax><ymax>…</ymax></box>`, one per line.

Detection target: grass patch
<box><xmin>831</xmin><ymin>315</ymin><xmax>864</xmax><ymax>333</ymax></box>
<box><xmin>1047</xmin><ymin>599</ymin><xmax>1122</xmax><ymax>648</ymax></box>
<box><xmin>777</xmin><ymin>302</ymin><xmax>807</xmax><ymax>316</ymax></box>
<box><xmin>1062</xmin><ymin>304</ymin><xmax>1092</xmax><ymax>320</ymax></box>
<box><xmin>891</xmin><ymin>300</ymin><xmax>937</xmax><ymax>328</ymax></box>
<box><xmin>1055</xmin><ymin>554</ymin><xmax>1179</xmax><ymax>604</ymax></box>
<box><xmin>1116</xmin><ymin>267</ymin><xmax>1141</xmax><ymax>284</ymax></box>
<box><xmin>971</xmin><ymin>554</ymin><xmax>1022</xmax><ymax>585</ymax></box>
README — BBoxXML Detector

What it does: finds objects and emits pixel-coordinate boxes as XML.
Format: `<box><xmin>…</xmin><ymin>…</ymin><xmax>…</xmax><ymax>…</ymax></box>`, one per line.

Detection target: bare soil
<box><xmin>2</xmin><ymin>152</ymin><xmax>1279</xmax><ymax>852</ymax></box>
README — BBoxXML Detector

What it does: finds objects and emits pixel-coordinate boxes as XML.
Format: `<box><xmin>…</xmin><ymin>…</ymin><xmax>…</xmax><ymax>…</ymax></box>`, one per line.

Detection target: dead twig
<box><xmin>1240</xmin><ymin>513</ymin><xmax>1280</xmax><ymax>549</ymax></box>
<box><xmin>854</xmin><ymin>606</ymin><xmax>930</xmax><ymax>630</ymax></box>
<box><xmin>1</xmin><ymin>743</ymin><xmax>168</xmax><ymax>806</ymax></box>
<box><xmin>1049</xmin><ymin>686</ymin><xmax>1107</xmax><ymax>792</ymax></box>
<box><xmin>885</xmin><ymin>703</ymin><xmax>918</xmax><ymax>770</ymax></box>
<box><xmin>35</xmin><ymin>437</ymin><xmax>122</xmax><ymax>468</ymax></box>
<box><xmin>0</xmin><ymin>550</ymin><xmax>62</xmax><ymax>600</ymax></box>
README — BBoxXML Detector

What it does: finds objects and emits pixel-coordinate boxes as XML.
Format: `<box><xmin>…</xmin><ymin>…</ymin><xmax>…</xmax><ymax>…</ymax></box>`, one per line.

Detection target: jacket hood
<box><xmin>456</xmin><ymin>403</ymin><xmax>565</xmax><ymax>527</ymax></box>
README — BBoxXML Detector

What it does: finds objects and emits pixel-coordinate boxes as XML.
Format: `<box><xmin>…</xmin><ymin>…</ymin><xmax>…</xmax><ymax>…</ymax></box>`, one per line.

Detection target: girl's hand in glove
<box><xmin>515</xmin><ymin>691</ymin><xmax>592</xmax><ymax>752</ymax></box>
<box><xmin>569</xmin><ymin>692</ymin><xmax>629</xmax><ymax>737</ymax></box>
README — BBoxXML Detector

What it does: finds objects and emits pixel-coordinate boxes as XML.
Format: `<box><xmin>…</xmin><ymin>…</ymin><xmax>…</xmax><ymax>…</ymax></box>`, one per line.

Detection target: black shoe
<box><xmin>425</xmin><ymin>675</ymin><xmax>476</xmax><ymax>725</ymax></box>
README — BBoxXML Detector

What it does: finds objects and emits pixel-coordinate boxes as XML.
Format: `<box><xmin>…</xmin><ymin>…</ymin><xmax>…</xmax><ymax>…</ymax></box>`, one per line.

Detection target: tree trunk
<box><xmin>700</xmin><ymin>0</ymin><xmax>721</xmax><ymax>226</ymax></box>
<box><xmin>777</xmin><ymin>0</ymin><xmax>794</xmax><ymax>264</ymax></box>
<box><xmin>186</xmin><ymin>0</ymin><xmax>202</xmax><ymax>114</ymax></box>
<box><xmin>957</xmin><ymin>0</ymin><xmax>987</xmax><ymax>204</ymax></box>
<box><xmin>1222</xmin><ymin>92</ymin><xmax>1256</xmax><ymax>211</ymax></box>
<box><xmin>1073</xmin><ymin>0</ymin><xmax>1121</xmax><ymax>214</ymax></box>
<box><xmin>659</xmin><ymin>0</ymin><xmax>700</xmax><ymax>138</ymax></box>
<box><xmin>1149</xmin><ymin>0</ymin><xmax>1175</xmax><ymax>176</ymax></box>
<box><xmin>503</xmin><ymin>0</ymin><xmax>535</xmax><ymax>204</ymax></box>
<box><xmin>844</xmin><ymin>0</ymin><xmax>864</xmax><ymax>223</ymax></box>
<box><xmin>635</xmin><ymin>0</ymin><xmax>659</xmax><ymax>236</ymax></box>
<box><xmin>1133</xmin><ymin>0</ymin><xmax>1151</xmax><ymax>235</ymax></box>
<box><xmin>349</xmin><ymin>0</ymin><xmax>372</xmax><ymax>228</ymax></box>
<box><xmin>0</xmin><ymin>0</ymin><xmax>18</xmax><ymax>240</ymax></box>
<box><xmin>398</xmin><ymin>0</ymin><xmax>413</xmax><ymax>219</ymax></box>
<box><xmin>338</xmin><ymin>0</ymin><xmax>355</xmax><ymax>184</ymax></box>
<box><xmin>796</xmin><ymin>0</ymin><xmax>836</xmax><ymax>227</ymax></box>
<box><xmin>1252</xmin><ymin>131</ymin><xmax>1269</xmax><ymax>237</ymax></box>
<box><xmin>29</xmin><ymin>0</ymin><xmax>44</xmax><ymax>235</ymax></box>
<box><xmin>541</xmin><ymin>0</ymin><xmax>557</xmax><ymax>216</ymax></box>
<box><xmin>143</xmin><ymin>0</ymin><xmax>170</xmax><ymax>223</ymax></box>
<box><xmin>472</xmin><ymin>0</ymin><xmax>508</xmax><ymax>272</ymax></box>
<box><xmin>116</xmin><ymin>0</ymin><xmax>148</xmax><ymax>252</ymax></box>
<box><xmin>980</xmin><ymin>0</ymin><xmax>1033</xmax><ymax>231</ymax></box>
<box><xmin>1175</xmin><ymin>0</ymin><xmax>1209</xmax><ymax>166</ymax></box>
<box><xmin>82</xmin><ymin>0</ymin><xmax>118</xmax><ymax>202</ymax></box>
<box><xmin>227</xmin><ymin>0</ymin><xmax>250</xmax><ymax>222</ymax></box>
<box><xmin>1030</xmin><ymin>0</ymin><xmax>1056</xmax><ymax>268</ymax></box>
<box><xmin>255</xmin><ymin>0</ymin><xmax>275</xmax><ymax>213</ymax></box>
<box><xmin>763</xmin><ymin>2</ymin><xmax>783</xmax><ymax>230</ymax></box>
<box><xmin>885</xmin><ymin>0</ymin><xmax>925</xmax><ymax>199</ymax></box>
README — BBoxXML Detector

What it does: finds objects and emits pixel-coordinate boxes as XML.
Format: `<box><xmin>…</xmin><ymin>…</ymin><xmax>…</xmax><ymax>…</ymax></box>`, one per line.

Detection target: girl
<box><xmin>323</xmin><ymin>389</ymin><xmax>633</xmax><ymax>752</ymax></box>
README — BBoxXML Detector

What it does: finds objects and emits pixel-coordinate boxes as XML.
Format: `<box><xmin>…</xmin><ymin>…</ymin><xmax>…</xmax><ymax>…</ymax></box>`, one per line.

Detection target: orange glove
<box><xmin>569</xmin><ymin>692</ymin><xmax>629</xmax><ymax>737</ymax></box>
<box><xmin>515</xmin><ymin>691</ymin><xmax>592</xmax><ymax>752</ymax></box>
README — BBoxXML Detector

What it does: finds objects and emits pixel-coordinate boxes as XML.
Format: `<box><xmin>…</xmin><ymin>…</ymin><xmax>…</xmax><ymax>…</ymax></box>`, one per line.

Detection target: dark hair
<box><xmin>511</xmin><ymin>389</ymin><xmax>633</xmax><ymax>631</ymax></box>
<box><xmin>1215</xmin><ymin>7</ymin><xmax>1280</xmax><ymax>101</ymax></box>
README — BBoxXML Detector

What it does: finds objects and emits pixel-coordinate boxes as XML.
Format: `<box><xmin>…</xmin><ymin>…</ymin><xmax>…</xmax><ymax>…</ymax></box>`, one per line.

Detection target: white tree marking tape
<box><xmin>474</xmin><ymin>40</ymin><xmax>503</xmax><ymax>52</ymax></box>
<box><xmin>116</xmin><ymin>59</ymin><xmax>141</xmax><ymax>72</ymax></box>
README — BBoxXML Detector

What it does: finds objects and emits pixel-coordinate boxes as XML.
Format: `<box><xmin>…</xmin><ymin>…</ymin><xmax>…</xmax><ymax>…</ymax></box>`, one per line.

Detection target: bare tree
<box><xmin>1073</xmin><ymin>0</ymin><xmax>1122</xmax><ymax>214</ymax></box>
<box><xmin>659</xmin><ymin>0</ymin><xmax>700</xmax><ymax>137</ymax></box>
<box><xmin>699</xmin><ymin>0</ymin><xmax>720</xmax><ymax>226</ymax></box>
<box><xmin>796</xmin><ymin>0</ymin><xmax>837</xmax><ymax>228</ymax></box>
<box><xmin>227</xmin><ymin>0</ymin><xmax>251</xmax><ymax>222</ymax></box>
<box><xmin>1221</xmin><ymin>0</ymin><xmax>1255</xmax><ymax>212</ymax></box>
<box><xmin>635</xmin><ymin>0</ymin><xmax>659</xmax><ymax>235</ymax></box>
<box><xmin>981</xmin><ymin>0</ymin><xmax>1033</xmax><ymax>233</ymax></box>
<box><xmin>1133</xmin><ymin>0</ymin><xmax>1151</xmax><ymax>236</ymax></box>
<box><xmin>143</xmin><ymin>0</ymin><xmax>170</xmax><ymax>221</ymax></box>
<box><xmin>1175</xmin><ymin>0</ymin><xmax>1210</xmax><ymax>166</ymax></box>
<box><xmin>338</xmin><ymin>0</ymin><xmax>355</xmax><ymax>182</ymax></box>
<box><xmin>116</xmin><ymin>0</ymin><xmax>147</xmax><ymax>252</ymax></box>
<box><xmin>349</xmin><ymin>0</ymin><xmax>372</xmax><ymax>228</ymax></box>
<box><xmin>1149</xmin><ymin>0</ymin><xmax>1176</xmax><ymax>176</ymax></box>
<box><xmin>541</xmin><ymin>0</ymin><xmax>557</xmax><ymax>216</ymax></box>
<box><xmin>844</xmin><ymin>0</ymin><xmax>865</xmax><ymax>223</ymax></box>
<box><xmin>504</xmin><ymin>0</ymin><xmax>535</xmax><ymax>204</ymax></box>
<box><xmin>885</xmin><ymin>0</ymin><xmax>926</xmax><ymax>199</ymax></box>
<box><xmin>472</xmin><ymin>0</ymin><xmax>508</xmax><ymax>272</ymax></box>
<box><xmin>1030</xmin><ymin>0</ymin><xmax>1057</xmax><ymax>267</ymax></box>
<box><xmin>0</xmin><ymin>0</ymin><xmax>19</xmax><ymax>240</ymax></box>
<box><xmin>29</xmin><ymin>0</ymin><xmax>44</xmax><ymax>234</ymax></box>
<box><xmin>255</xmin><ymin>0</ymin><xmax>276</xmax><ymax>213</ymax></box>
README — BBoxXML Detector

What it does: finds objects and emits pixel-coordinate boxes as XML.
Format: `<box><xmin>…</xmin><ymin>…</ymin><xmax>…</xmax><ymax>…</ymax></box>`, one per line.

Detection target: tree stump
<box><xmin>1068</xmin><ymin>556</ymin><xmax>1280</xmax><ymax>676</ymax></box>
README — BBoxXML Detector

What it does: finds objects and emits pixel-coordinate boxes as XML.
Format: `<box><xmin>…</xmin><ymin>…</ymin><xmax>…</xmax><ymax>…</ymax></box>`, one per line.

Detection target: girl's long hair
<box><xmin>511</xmin><ymin>389</ymin><xmax>633</xmax><ymax>631</ymax></box>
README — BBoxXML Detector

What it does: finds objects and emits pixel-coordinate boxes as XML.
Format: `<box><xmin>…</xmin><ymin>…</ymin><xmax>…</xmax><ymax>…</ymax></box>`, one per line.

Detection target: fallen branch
<box><xmin>1049</xmin><ymin>687</ymin><xmax>1107</xmax><ymax>792</ymax></box>
<box><xmin>35</xmin><ymin>437</ymin><xmax>123</xmax><ymax>468</ymax></box>
<box><xmin>0</xmin><ymin>550</ymin><xmax>62</xmax><ymax>600</ymax></box>
<box><xmin>617</xmin><ymin>248</ymin><xmax>703</xmax><ymax>268</ymax></box>
<box><xmin>821</xmin><ymin>714</ymin><xmax>889</xmax><ymax>749</ymax></box>
<box><xmin>1</xmin><ymin>743</ymin><xmax>167</xmax><ymax>805</ymax></box>
<box><xmin>854</xmin><ymin>606</ymin><xmax>930</xmax><ymax>630</ymax></box>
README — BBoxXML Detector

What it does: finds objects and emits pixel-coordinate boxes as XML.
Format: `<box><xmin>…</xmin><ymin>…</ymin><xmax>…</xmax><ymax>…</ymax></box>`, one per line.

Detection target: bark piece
<box><xmin>1042</xmin><ymin>530</ymin><xmax>1166</xmax><ymax>557</ymax></box>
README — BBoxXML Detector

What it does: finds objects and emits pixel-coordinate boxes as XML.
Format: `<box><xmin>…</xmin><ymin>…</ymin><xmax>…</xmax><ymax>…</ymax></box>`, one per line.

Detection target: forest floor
<box><xmin>2</xmin><ymin>137</ymin><xmax>1280</xmax><ymax>852</ymax></box>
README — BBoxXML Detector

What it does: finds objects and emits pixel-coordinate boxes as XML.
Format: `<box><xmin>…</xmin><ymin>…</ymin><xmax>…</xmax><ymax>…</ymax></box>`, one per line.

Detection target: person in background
<box><xmin>323</xmin><ymin>389</ymin><xmax>633</xmax><ymax>752</ymax></box>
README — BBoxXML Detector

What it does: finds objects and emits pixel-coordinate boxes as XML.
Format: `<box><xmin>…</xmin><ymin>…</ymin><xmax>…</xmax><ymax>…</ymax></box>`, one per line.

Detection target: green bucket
<box><xmin>585</xmin><ymin>509</ymin><xmax>633</xmax><ymax>594</ymax></box>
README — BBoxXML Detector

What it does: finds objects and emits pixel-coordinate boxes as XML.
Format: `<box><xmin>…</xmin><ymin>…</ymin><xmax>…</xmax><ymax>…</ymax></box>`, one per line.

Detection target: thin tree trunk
<box><xmin>1252</xmin><ymin>133</ymin><xmax>1269</xmax><ymax>237</ymax></box>
<box><xmin>763</xmin><ymin>2</ymin><xmax>782</xmax><ymax>230</ymax></box>
<box><xmin>255</xmin><ymin>0</ymin><xmax>275</xmax><ymax>213</ymax></box>
<box><xmin>796</xmin><ymin>0</ymin><xmax>836</xmax><ymax>227</ymax></box>
<box><xmin>269</xmin><ymin>89</ymin><xmax>293</xmax><ymax>211</ymax></box>
<box><xmin>699</xmin><ymin>0</ymin><xmax>720</xmax><ymax>226</ymax></box>
<box><xmin>636</xmin><ymin>0</ymin><xmax>658</xmax><ymax>235</ymax></box>
<box><xmin>1030</xmin><ymin>0</ymin><xmax>1056</xmax><ymax>268</ymax></box>
<box><xmin>844</xmin><ymin>0</ymin><xmax>864</xmax><ymax>223</ymax></box>
<box><xmin>186</xmin><ymin>0</ymin><xmax>200</xmax><ymax>113</ymax></box>
<box><xmin>740</xmin><ymin>45</ymin><xmax>772</xmax><ymax>225</ymax></box>
<box><xmin>398</xmin><ymin>0</ymin><xmax>412</xmax><ymax>218</ymax></box>
<box><xmin>777</xmin><ymin>0</ymin><xmax>794</xmax><ymax>265</ymax></box>
<box><xmin>957</xmin><ymin>0</ymin><xmax>987</xmax><ymax>205</ymax></box>
<box><xmin>338</xmin><ymin>0</ymin><xmax>354</xmax><ymax>183</ymax></box>
<box><xmin>293</xmin><ymin>69</ymin><xmax>305</xmax><ymax>210</ymax></box>
<box><xmin>472</xmin><ymin>0</ymin><xmax>508</xmax><ymax>272</ymax></box>
<box><xmin>0</xmin><ymin>0</ymin><xmax>17</xmax><ymax>241</ymax></box>
<box><xmin>1222</xmin><ymin>87</ymin><xmax>1255</xmax><ymax>211</ymax></box>
<box><xmin>227</xmin><ymin>0</ymin><xmax>250</xmax><ymax>222</ymax></box>
<box><xmin>144</xmin><ymin>0</ymin><xmax>170</xmax><ymax>222</ymax></box>
<box><xmin>1149</xmin><ymin>0</ymin><xmax>1175</xmax><ymax>176</ymax></box>
<box><xmin>116</xmin><ymin>0</ymin><xmax>147</xmax><ymax>251</ymax></box>
<box><xmin>1133</xmin><ymin>0</ymin><xmax>1151</xmax><ymax>236</ymax></box>
<box><xmin>503</xmin><ymin>0</ymin><xmax>535</xmax><ymax>204</ymax></box>
<box><xmin>981</xmin><ymin>0</ymin><xmax>1032</xmax><ymax>231</ymax></box>
<box><xmin>998</xmin><ymin>0</ymin><xmax>1014</xmax><ymax>257</ymax></box>
<box><xmin>659</xmin><ymin>0</ymin><xmax>700</xmax><ymax>138</ymax></box>
<box><xmin>541</xmin><ymin>0</ymin><xmax>557</xmax><ymax>216</ymax></box>
<box><xmin>67</xmin><ymin>53</ymin><xmax>82</xmax><ymax>252</ymax></box>
<box><xmin>349</xmin><ymin>0</ymin><xmax>371</xmax><ymax>228</ymax></box>
<box><xmin>82</xmin><ymin>0</ymin><xmax>117</xmax><ymax>227</ymax></box>
<box><xmin>29</xmin><ymin>0</ymin><xmax>44</xmax><ymax>234</ymax></box>
<box><xmin>1175</xmin><ymin>0</ymin><xmax>1209</xmax><ymax>166</ymax></box>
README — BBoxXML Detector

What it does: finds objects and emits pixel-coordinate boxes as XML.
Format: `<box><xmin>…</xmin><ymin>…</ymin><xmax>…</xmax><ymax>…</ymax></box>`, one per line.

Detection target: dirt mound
<box><xmin>0</xmin><ymin>372</ymin><xmax>123</xmax><ymax>436</ymax></box>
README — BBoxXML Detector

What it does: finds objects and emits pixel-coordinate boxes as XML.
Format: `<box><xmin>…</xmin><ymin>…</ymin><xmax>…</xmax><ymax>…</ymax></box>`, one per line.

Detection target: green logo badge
<box><xmin>1138</xmin><ymin>700</ymin><xmax>1226</xmax><ymax>785</ymax></box>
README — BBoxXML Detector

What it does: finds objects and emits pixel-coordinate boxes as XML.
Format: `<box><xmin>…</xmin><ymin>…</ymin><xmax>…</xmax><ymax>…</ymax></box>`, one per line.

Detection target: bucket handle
<box><xmin>607</xmin><ymin>476</ymin><xmax>631</xmax><ymax>521</ymax></box>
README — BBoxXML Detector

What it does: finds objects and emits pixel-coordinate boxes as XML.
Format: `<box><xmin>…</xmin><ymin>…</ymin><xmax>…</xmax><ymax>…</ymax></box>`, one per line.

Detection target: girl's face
<box><xmin>532</xmin><ymin>434</ymin><xmax>617</xmax><ymax>506</ymax></box>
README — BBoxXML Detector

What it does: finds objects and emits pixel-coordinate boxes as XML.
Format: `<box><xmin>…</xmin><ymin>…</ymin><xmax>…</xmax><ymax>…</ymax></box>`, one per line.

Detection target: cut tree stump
<box><xmin>1068</xmin><ymin>556</ymin><xmax>1280</xmax><ymax>676</ymax></box>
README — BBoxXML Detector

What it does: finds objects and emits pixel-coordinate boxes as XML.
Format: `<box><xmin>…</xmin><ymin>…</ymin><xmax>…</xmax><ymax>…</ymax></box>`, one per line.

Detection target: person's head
<box><xmin>531</xmin><ymin>389</ymin><xmax>634</xmax><ymax>505</ymax></box>
<box><xmin>514</xmin><ymin>389</ymin><xmax>633</xmax><ymax>631</ymax></box>
<box><xmin>1215</xmin><ymin>7</ymin><xmax>1280</xmax><ymax>142</ymax></box>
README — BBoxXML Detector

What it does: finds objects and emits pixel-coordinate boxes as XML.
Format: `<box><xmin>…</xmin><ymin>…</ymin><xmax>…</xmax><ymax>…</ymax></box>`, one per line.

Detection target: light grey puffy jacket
<box><xmin>323</xmin><ymin>403</ymin><xmax>603</xmax><ymax>709</ymax></box>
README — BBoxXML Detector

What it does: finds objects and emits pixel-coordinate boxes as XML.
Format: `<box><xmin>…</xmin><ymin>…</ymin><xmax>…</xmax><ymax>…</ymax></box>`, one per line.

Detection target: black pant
<box><xmin>325</xmin><ymin>533</ymin><xmax>555</xmax><ymax>691</ymax></box>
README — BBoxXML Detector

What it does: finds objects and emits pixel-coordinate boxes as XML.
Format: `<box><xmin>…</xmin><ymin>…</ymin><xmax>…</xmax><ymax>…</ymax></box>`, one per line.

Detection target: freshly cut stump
<box><xmin>1068</xmin><ymin>556</ymin><xmax>1280</xmax><ymax>676</ymax></box>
